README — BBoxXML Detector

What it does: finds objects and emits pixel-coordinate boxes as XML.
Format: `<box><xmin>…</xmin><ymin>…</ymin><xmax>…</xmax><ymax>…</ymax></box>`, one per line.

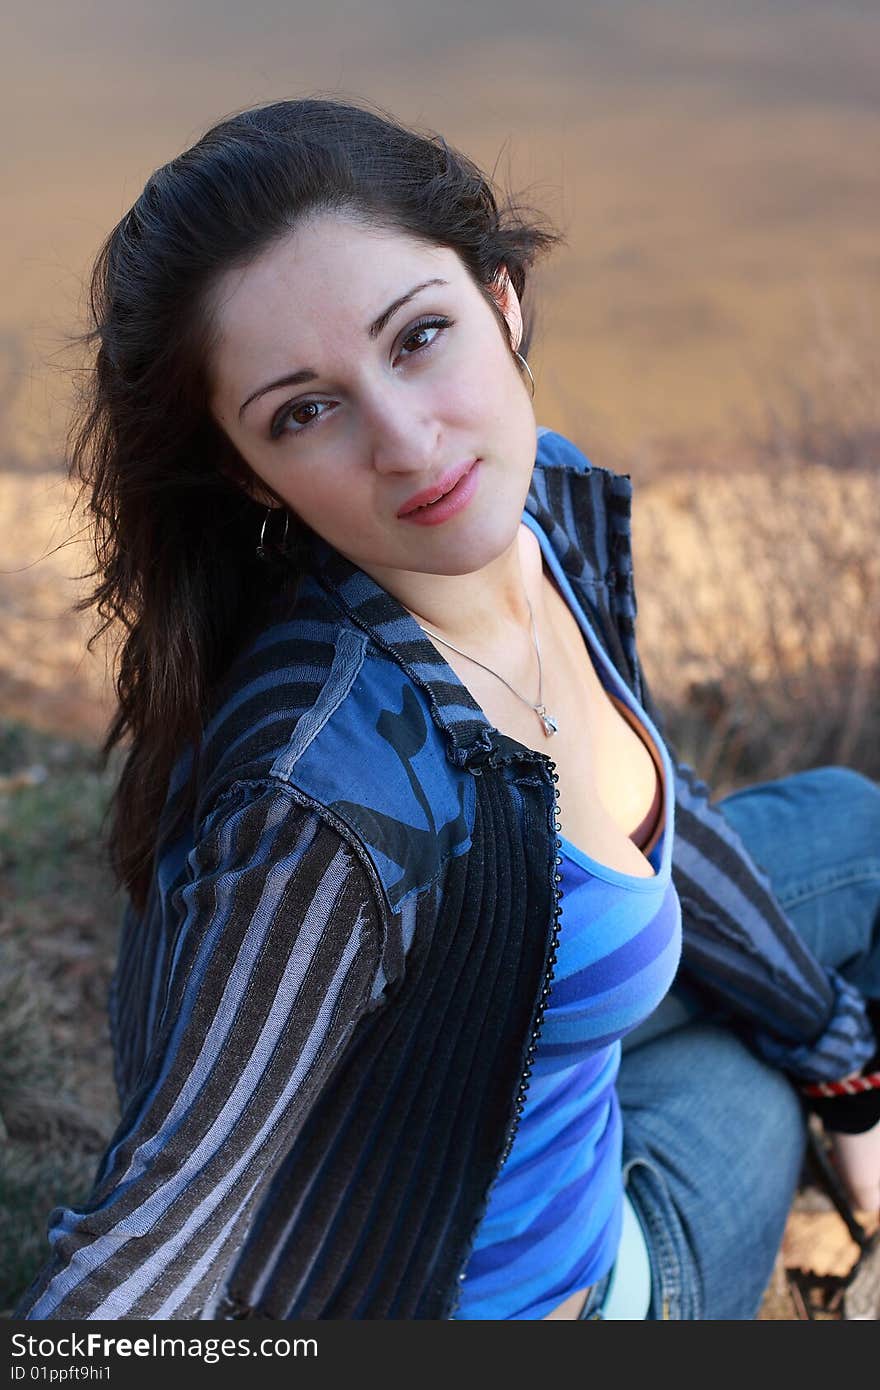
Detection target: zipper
<box><xmin>497</xmin><ymin>753</ymin><xmax>564</xmax><ymax>1166</ymax></box>
<box><xmin>448</xmin><ymin>752</ymin><xmax>565</xmax><ymax>1316</ymax></box>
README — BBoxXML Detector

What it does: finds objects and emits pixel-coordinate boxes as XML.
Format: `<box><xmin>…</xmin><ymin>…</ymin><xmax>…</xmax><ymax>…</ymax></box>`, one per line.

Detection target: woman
<box><xmin>14</xmin><ymin>96</ymin><xmax>880</xmax><ymax>1321</ymax></box>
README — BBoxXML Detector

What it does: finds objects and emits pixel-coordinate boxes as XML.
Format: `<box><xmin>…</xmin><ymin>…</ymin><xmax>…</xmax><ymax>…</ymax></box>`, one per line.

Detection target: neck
<box><xmin>369</xmin><ymin>524</ymin><xmax>548</xmax><ymax>657</ymax></box>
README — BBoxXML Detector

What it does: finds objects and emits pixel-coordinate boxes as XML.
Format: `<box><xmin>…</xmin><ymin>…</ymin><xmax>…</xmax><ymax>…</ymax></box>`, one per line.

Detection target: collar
<box><xmin>306</xmin><ymin>428</ymin><xmax>635</xmax><ymax>770</ymax></box>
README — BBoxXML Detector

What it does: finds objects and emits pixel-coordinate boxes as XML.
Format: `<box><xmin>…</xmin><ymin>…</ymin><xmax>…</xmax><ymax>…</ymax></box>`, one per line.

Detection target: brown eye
<box><xmin>403</xmin><ymin>327</ymin><xmax>432</xmax><ymax>352</ymax></box>
<box><xmin>271</xmin><ymin>399</ymin><xmax>330</xmax><ymax>440</ymax></box>
<box><xmin>290</xmin><ymin>403</ymin><xmax>320</xmax><ymax>426</ymax></box>
<box><xmin>397</xmin><ymin>316</ymin><xmax>453</xmax><ymax>359</ymax></box>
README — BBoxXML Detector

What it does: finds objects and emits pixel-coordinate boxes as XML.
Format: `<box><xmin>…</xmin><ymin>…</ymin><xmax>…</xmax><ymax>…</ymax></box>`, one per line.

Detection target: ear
<box><xmin>214</xmin><ymin>435</ymin><xmax>284</xmax><ymax>510</ymax></box>
<box><xmin>244</xmin><ymin>480</ymin><xmax>284</xmax><ymax>510</ymax></box>
<box><xmin>489</xmin><ymin>265</ymin><xmax>524</xmax><ymax>353</ymax></box>
<box><xmin>226</xmin><ymin>464</ymin><xmax>284</xmax><ymax>512</ymax></box>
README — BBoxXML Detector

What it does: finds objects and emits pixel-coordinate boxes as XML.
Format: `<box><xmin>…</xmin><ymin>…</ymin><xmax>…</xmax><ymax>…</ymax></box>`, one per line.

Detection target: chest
<box><xmin>446</xmin><ymin>555</ymin><xmax>663</xmax><ymax>880</ymax></box>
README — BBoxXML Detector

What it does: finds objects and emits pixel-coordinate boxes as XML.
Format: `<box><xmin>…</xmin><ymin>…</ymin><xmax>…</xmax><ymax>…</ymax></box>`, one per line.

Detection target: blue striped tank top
<box><xmin>453</xmin><ymin>513</ymin><xmax>683</xmax><ymax>1320</ymax></box>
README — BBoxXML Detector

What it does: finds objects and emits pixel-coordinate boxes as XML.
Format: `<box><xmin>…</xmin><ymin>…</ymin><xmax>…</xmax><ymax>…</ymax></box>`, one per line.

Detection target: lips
<box><xmin>397</xmin><ymin>459</ymin><xmax>477</xmax><ymax>516</ymax></box>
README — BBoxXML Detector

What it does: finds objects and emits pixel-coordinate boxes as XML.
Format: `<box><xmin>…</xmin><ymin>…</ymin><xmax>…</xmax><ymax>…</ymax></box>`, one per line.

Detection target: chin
<box><xmin>418</xmin><ymin>521</ymin><xmax>521</xmax><ymax>578</ymax></box>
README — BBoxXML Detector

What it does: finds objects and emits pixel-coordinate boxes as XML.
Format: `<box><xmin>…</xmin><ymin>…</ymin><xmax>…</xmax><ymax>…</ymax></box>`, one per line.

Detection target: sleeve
<box><xmin>636</xmin><ymin>670</ymin><xmax>876</xmax><ymax>1089</ymax></box>
<box><xmin>668</xmin><ymin>754</ymin><xmax>875</xmax><ymax>1085</ymax></box>
<box><xmin>13</xmin><ymin>782</ymin><xmax>386</xmax><ymax>1320</ymax></box>
<box><xmin>799</xmin><ymin>1000</ymin><xmax>880</xmax><ymax>1134</ymax></box>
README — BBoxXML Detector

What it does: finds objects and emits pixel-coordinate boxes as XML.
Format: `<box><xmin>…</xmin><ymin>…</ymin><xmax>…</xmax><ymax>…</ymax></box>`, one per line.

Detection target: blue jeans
<box><xmin>615</xmin><ymin>765</ymin><xmax>880</xmax><ymax>1320</ymax></box>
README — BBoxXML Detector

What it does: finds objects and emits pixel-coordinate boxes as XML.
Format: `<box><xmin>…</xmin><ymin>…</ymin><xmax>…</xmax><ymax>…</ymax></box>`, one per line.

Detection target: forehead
<box><xmin>209</xmin><ymin>214</ymin><xmax>460</xmax><ymax>381</ymax></box>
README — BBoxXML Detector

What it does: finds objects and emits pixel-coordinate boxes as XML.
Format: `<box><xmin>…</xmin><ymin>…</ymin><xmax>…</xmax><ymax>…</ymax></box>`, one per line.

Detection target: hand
<box><xmin>828</xmin><ymin>1117</ymin><xmax>880</xmax><ymax>1219</ymax></box>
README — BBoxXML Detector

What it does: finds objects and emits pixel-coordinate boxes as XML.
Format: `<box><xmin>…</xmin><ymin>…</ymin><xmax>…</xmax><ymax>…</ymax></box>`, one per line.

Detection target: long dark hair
<box><xmin>72</xmin><ymin>95</ymin><xmax>565</xmax><ymax>911</ymax></box>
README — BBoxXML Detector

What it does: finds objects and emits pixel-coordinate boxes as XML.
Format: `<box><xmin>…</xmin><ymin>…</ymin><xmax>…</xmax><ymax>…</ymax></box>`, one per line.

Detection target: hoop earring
<box><xmin>514</xmin><ymin>350</ymin><xmax>536</xmax><ymax>400</ymax></box>
<box><xmin>255</xmin><ymin>505</ymin><xmax>290</xmax><ymax>562</ymax></box>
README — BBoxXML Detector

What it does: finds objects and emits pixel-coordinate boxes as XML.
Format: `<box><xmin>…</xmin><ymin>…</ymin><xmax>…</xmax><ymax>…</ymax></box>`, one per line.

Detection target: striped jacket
<box><xmin>15</xmin><ymin>427</ymin><xmax>874</xmax><ymax>1321</ymax></box>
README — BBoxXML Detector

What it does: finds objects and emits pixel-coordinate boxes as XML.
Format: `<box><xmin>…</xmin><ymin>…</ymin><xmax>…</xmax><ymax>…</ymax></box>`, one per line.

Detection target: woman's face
<box><xmin>207</xmin><ymin>212</ymin><xmax>537</xmax><ymax>587</ymax></box>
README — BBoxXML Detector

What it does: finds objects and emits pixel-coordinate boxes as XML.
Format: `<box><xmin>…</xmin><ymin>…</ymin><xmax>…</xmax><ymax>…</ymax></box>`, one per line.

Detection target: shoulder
<box><xmin>531</xmin><ymin>425</ymin><xmax>632</xmax><ymax>539</ymax></box>
<box><xmin>191</xmin><ymin>570</ymin><xmax>365</xmax><ymax>806</ymax></box>
<box><xmin>535</xmin><ymin>424</ymin><xmax>595</xmax><ymax>476</ymax></box>
<box><xmin>534</xmin><ymin>426</ymin><xmax>633</xmax><ymax>502</ymax></box>
<box><xmin>177</xmin><ymin>577</ymin><xmax>475</xmax><ymax>922</ymax></box>
<box><xmin>175</xmin><ymin>775</ymin><xmax>388</xmax><ymax>953</ymax></box>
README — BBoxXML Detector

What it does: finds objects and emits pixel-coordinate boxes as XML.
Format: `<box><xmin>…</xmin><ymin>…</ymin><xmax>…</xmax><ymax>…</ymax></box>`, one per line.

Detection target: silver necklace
<box><xmin>414</xmin><ymin>595</ymin><xmax>559</xmax><ymax>737</ymax></box>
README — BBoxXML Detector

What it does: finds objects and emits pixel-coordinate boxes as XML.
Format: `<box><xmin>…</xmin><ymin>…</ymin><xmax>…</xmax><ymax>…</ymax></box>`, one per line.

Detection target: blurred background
<box><xmin>1</xmin><ymin>0</ymin><xmax>878</xmax><ymax>1316</ymax></box>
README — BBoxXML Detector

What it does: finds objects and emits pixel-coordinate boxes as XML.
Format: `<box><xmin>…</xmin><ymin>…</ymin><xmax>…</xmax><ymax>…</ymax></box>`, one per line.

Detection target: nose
<box><xmin>363</xmin><ymin>382</ymin><xmax>443</xmax><ymax>478</ymax></box>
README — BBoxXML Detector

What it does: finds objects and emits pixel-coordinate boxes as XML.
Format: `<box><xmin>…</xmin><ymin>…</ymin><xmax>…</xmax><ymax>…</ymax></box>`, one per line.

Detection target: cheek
<box><xmin>280</xmin><ymin>469</ymin><xmax>359</xmax><ymax>535</ymax></box>
<box><xmin>445</xmin><ymin>362</ymin><xmax>511</xmax><ymax>423</ymax></box>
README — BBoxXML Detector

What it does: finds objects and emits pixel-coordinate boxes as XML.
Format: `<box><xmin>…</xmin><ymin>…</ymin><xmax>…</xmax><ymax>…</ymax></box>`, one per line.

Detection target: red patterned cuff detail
<box><xmin>801</xmin><ymin>1071</ymin><xmax>880</xmax><ymax>1100</ymax></box>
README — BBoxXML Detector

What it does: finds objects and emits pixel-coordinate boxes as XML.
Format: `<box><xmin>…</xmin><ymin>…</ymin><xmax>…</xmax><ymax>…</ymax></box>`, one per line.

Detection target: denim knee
<box><xmin>718</xmin><ymin>763</ymin><xmax>880</xmax><ymax>979</ymax></box>
<box><xmin>796</xmin><ymin>764</ymin><xmax>880</xmax><ymax>808</ymax></box>
<box><xmin>619</xmin><ymin>1022</ymin><xmax>808</xmax><ymax>1319</ymax></box>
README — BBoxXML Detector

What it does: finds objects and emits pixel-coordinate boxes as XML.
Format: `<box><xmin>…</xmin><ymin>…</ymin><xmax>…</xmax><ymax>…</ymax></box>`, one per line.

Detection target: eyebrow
<box><xmin>237</xmin><ymin>277</ymin><xmax>449</xmax><ymax>420</ymax></box>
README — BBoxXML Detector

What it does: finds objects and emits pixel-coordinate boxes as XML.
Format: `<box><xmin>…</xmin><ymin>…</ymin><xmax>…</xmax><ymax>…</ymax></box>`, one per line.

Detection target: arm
<box><xmin>803</xmin><ymin>1000</ymin><xmax>880</xmax><ymax>1214</ymax></box>
<box><xmin>14</xmin><ymin>783</ymin><xmax>386</xmax><ymax>1319</ymax></box>
<box><xmin>640</xmin><ymin>671</ymin><xmax>880</xmax><ymax>1217</ymax></box>
<box><xmin>635</xmin><ymin>668</ymin><xmax>875</xmax><ymax>1086</ymax></box>
<box><xmin>828</xmin><ymin>1122</ymin><xmax>880</xmax><ymax>1216</ymax></box>
<box><xmin>670</xmin><ymin>749</ymin><xmax>880</xmax><ymax>1210</ymax></box>
<box><xmin>668</xmin><ymin>753</ymin><xmax>875</xmax><ymax>1083</ymax></box>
